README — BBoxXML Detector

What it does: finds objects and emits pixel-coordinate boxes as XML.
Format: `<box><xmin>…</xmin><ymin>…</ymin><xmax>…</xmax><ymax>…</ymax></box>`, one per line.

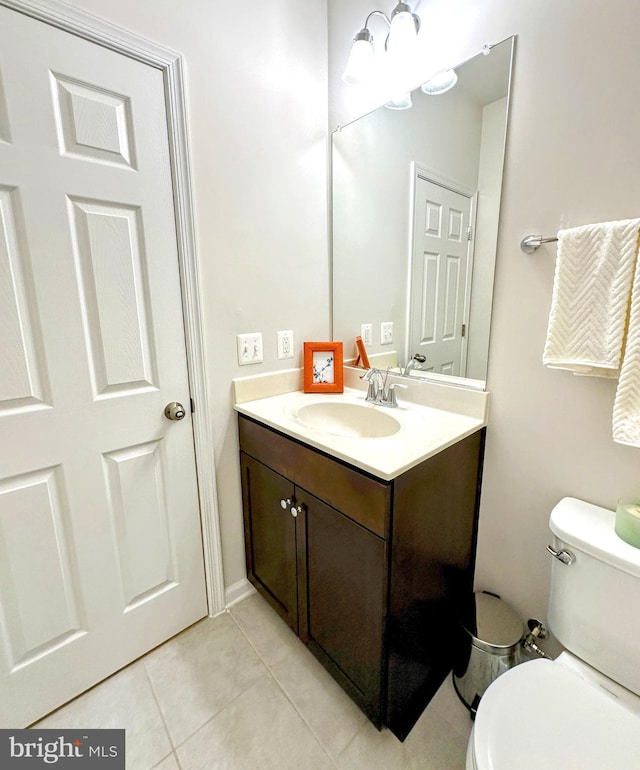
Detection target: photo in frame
<box><xmin>303</xmin><ymin>341</ymin><xmax>344</xmax><ymax>393</ymax></box>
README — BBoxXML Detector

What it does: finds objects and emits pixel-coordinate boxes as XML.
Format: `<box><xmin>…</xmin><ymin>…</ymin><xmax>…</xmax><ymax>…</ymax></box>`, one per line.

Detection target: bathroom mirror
<box><xmin>331</xmin><ymin>37</ymin><xmax>515</xmax><ymax>389</ymax></box>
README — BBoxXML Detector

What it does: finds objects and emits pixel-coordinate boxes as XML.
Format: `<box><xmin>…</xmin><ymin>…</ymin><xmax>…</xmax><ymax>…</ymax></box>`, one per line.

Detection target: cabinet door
<box><xmin>240</xmin><ymin>453</ymin><xmax>298</xmax><ymax>632</ymax></box>
<box><xmin>300</xmin><ymin>488</ymin><xmax>386</xmax><ymax>727</ymax></box>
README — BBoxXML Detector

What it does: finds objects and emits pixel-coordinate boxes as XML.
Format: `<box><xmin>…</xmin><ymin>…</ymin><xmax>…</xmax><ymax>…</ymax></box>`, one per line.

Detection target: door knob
<box><xmin>164</xmin><ymin>401</ymin><xmax>186</xmax><ymax>421</ymax></box>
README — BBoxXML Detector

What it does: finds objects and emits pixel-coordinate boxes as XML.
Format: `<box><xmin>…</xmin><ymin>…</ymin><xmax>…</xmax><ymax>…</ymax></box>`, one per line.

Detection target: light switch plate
<box><xmin>237</xmin><ymin>333</ymin><xmax>263</xmax><ymax>365</ymax></box>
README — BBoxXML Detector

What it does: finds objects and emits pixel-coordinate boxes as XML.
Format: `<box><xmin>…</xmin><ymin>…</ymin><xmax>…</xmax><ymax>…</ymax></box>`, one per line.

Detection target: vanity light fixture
<box><xmin>420</xmin><ymin>68</ymin><xmax>458</xmax><ymax>95</ymax></box>
<box><xmin>341</xmin><ymin>2</ymin><xmax>420</xmax><ymax>87</ymax></box>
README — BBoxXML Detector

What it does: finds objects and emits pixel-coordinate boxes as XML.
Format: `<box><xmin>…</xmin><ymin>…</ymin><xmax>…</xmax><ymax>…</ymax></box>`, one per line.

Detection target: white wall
<box><xmin>64</xmin><ymin>0</ymin><xmax>329</xmax><ymax>591</ymax></box>
<box><xmin>330</xmin><ymin>0</ymin><xmax>640</xmax><ymax>627</ymax></box>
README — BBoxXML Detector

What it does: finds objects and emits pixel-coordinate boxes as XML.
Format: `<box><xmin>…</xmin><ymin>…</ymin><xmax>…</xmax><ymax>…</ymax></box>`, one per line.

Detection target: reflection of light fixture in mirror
<box><xmin>341</xmin><ymin>2</ymin><xmax>420</xmax><ymax>87</ymax></box>
<box><xmin>421</xmin><ymin>69</ymin><xmax>458</xmax><ymax>95</ymax></box>
<box><xmin>385</xmin><ymin>92</ymin><xmax>413</xmax><ymax>110</ymax></box>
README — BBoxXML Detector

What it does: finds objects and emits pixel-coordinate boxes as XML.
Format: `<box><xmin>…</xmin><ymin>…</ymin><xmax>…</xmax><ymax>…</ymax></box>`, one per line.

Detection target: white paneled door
<box><xmin>409</xmin><ymin>175</ymin><xmax>474</xmax><ymax>377</ymax></box>
<box><xmin>0</xmin><ymin>6</ymin><xmax>207</xmax><ymax>726</ymax></box>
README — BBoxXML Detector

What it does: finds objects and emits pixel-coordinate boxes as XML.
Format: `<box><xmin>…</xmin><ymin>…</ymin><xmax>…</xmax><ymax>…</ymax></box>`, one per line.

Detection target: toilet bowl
<box><xmin>466</xmin><ymin>497</ymin><xmax>640</xmax><ymax>769</ymax></box>
<box><xmin>466</xmin><ymin>653</ymin><xmax>640</xmax><ymax>769</ymax></box>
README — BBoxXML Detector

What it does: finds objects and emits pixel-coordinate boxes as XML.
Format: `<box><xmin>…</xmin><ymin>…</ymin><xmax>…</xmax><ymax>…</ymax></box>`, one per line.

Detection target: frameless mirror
<box><xmin>331</xmin><ymin>37</ymin><xmax>515</xmax><ymax>389</ymax></box>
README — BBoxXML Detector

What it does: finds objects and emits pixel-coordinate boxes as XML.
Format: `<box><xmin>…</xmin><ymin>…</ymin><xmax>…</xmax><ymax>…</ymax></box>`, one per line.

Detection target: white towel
<box><xmin>613</xmin><ymin>251</ymin><xmax>640</xmax><ymax>446</ymax></box>
<box><xmin>543</xmin><ymin>219</ymin><xmax>640</xmax><ymax>377</ymax></box>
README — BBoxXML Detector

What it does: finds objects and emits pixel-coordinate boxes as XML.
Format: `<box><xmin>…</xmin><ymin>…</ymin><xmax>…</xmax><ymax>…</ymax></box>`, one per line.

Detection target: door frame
<box><xmin>406</xmin><ymin>162</ymin><xmax>478</xmax><ymax>376</ymax></box>
<box><xmin>0</xmin><ymin>0</ymin><xmax>225</xmax><ymax>615</ymax></box>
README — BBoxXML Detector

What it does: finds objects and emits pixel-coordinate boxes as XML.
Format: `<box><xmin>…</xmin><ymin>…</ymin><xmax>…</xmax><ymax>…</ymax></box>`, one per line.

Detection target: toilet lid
<box><xmin>473</xmin><ymin>658</ymin><xmax>640</xmax><ymax>770</ymax></box>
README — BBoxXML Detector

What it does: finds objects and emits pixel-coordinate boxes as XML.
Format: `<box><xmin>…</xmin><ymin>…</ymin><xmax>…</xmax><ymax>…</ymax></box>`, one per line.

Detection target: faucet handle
<box><xmin>388</xmin><ymin>382</ymin><xmax>408</xmax><ymax>407</ymax></box>
<box><xmin>362</xmin><ymin>368</ymin><xmax>380</xmax><ymax>401</ymax></box>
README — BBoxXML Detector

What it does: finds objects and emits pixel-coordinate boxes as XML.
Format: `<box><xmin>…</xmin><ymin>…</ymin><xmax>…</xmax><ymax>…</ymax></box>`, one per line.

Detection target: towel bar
<box><xmin>520</xmin><ymin>234</ymin><xmax>558</xmax><ymax>253</ymax></box>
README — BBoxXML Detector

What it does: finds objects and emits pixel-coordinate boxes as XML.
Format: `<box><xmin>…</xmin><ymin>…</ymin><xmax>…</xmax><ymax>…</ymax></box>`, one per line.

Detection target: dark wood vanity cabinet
<box><xmin>239</xmin><ymin>414</ymin><xmax>484</xmax><ymax>740</ymax></box>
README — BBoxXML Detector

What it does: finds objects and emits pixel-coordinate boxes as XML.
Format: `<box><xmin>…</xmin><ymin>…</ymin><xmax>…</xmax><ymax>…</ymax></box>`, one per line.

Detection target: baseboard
<box><xmin>225</xmin><ymin>578</ymin><xmax>256</xmax><ymax>608</ymax></box>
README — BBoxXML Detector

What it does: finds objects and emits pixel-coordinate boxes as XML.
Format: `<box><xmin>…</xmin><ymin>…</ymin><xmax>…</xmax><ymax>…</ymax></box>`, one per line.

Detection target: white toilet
<box><xmin>466</xmin><ymin>497</ymin><xmax>640</xmax><ymax>769</ymax></box>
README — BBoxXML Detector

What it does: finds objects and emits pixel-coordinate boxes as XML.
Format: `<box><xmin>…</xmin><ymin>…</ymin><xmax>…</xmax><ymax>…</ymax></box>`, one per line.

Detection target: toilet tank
<box><xmin>548</xmin><ymin>497</ymin><xmax>640</xmax><ymax>697</ymax></box>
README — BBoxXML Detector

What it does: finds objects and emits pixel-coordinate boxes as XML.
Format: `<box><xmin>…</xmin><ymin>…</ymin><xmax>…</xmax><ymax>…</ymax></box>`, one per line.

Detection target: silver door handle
<box><xmin>164</xmin><ymin>402</ymin><xmax>186</xmax><ymax>421</ymax></box>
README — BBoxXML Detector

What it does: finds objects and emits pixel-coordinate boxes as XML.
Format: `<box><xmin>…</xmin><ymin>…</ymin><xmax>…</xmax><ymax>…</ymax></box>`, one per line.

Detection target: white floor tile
<box><xmin>152</xmin><ymin>753</ymin><xmax>180</xmax><ymax>770</ymax></box>
<box><xmin>143</xmin><ymin>613</ymin><xmax>267</xmax><ymax>747</ymax></box>
<box><xmin>269</xmin><ymin>636</ymin><xmax>367</xmax><ymax>759</ymax></box>
<box><xmin>229</xmin><ymin>592</ymin><xmax>302</xmax><ymax>668</ymax></box>
<box><xmin>176</xmin><ymin>676</ymin><xmax>336</xmax><ymax>770</ymax></box>
<box><xmin>429</xmin><ymin>675</ymin><xmax>474</xmax><ymax>741</ymax></box>
<box><xmin>231</xmin><ymin>593</ymin><xmax>367</xmax><ymax>756</ymax></box>
<box><xmin>336</xmin><ymin>705</ymin><xmax>467</xmax><ymax>770</ymax></box>
<box><xmin>33</xmin><ymin>661</ymin><xmax>172</xmax><ymax>770</ymax></box>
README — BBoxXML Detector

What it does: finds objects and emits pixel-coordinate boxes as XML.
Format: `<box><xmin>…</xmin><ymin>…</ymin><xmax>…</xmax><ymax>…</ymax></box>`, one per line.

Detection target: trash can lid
<box><xmin>461</xmin><ymin>592</ymin><xmax>524</xmax><ymax>654</ymax></box>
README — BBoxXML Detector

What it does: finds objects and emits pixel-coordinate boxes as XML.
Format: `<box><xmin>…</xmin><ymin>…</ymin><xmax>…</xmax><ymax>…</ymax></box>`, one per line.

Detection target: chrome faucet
<box><xmin>362</xmin><ymin>368</ymin><xmax>407</xmax><ymax>408</ymax></box>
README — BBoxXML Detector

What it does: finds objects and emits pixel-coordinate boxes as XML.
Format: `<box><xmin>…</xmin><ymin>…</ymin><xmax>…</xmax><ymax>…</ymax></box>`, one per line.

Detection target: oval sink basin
<box><xmin>293</xmin><ymin>401</ymin><xmax>401</xmax><ymax>438</ymax></box>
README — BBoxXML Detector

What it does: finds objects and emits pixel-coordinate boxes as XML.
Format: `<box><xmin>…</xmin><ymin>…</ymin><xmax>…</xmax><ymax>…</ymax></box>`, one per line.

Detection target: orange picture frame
<box><xmin>303</xmin><ymin>341</ymin><xmax>344</xmax><ymax>393</ymax></box>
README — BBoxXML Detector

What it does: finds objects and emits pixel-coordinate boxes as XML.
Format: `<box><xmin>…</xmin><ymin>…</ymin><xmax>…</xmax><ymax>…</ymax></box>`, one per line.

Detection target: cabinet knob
<box><xmin>290</xmin><ymin>504</ymin><xmax>303</xmax><ymax>517</ymax></box>
<box><xmin>280</xmin><ymin>498</ymin><xmax>293</xmax><ymax>510</ymax></box>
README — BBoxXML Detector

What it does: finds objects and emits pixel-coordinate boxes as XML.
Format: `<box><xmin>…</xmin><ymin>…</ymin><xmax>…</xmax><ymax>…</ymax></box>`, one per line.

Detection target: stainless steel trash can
<box><xmin>453</xmin><ymin>592</ymin><xmax>524</xmax><ymax>717</ymax></box>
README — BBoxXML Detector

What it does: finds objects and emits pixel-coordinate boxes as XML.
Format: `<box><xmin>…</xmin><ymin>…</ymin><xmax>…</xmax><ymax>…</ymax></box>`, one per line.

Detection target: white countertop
<box><xmin>233</xmin><ymin>369</ymin><xmax>488</xmax><ymax>481</ymax></box>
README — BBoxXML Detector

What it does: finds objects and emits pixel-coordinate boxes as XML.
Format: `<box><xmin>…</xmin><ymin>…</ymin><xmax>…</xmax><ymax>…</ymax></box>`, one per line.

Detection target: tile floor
<box><xmin>34</xmin><ymin>592</ymin><xmax>473</xmax><ymax>769</ymax></box>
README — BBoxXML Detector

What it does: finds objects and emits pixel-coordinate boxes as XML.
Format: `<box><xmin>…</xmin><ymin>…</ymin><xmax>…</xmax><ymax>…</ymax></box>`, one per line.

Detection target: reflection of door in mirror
<box><xmin>409</xmin><ymin>171</ymin><xmax>475</xmax><ymax>377</ymax></box>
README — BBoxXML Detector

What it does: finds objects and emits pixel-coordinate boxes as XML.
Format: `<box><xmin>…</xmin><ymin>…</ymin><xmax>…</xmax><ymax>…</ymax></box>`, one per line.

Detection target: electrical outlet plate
<box><xmin>277</xmin><ymin>330</ymin><xmax>294</xmax><ymax>360</ymax></box>
<box><xmin>360</xmin><ymin>323</ymin><xmax>373</xmax><ymax>346</ymax></box>
<box><xmin>381</xmin><ymin>321</ymin><xmax>393</xmax><ymax>345</ymax></box>
<box><xmin>237</xmin><ymin>332</ymin><xmax>263</xmax><ymax>365</ymax></box>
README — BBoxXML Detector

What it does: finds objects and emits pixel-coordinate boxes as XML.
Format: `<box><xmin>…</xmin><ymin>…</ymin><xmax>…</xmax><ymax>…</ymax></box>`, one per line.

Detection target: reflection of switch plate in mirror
<box><xmin>381</xmin><ymin>322</ymin><xmax>393</xmax><ymax>345</ymax></box>
<box><xmin>360</xmin><ymin>323</ymin><xmax>373</xmax><ymax>346</ymax></box>
<box><xmin>237</xmin><ymin>332</ymin><xmax>263</xmax><ymax>365</ymax></box>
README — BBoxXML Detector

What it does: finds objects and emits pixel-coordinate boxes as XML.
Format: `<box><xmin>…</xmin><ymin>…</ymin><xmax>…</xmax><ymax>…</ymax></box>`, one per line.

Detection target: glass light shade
<box><xmin>342</xmin><ymin>37</ymin><xmax>375</xmax><ymax>86</ymax></box>
<box><xmin>385</xmin><ymin>92</ymin><xmax>413</xmax><ymax>110</ymax></box>
<box><xmin>387</xmin><ymin>10</ymin><xmax>418</xmax><ymax>56</ymax></box>
<box><xmin>421</xmin><ymin>69</ymin><xmax>458</xmax><ymax>95</ymax></box>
